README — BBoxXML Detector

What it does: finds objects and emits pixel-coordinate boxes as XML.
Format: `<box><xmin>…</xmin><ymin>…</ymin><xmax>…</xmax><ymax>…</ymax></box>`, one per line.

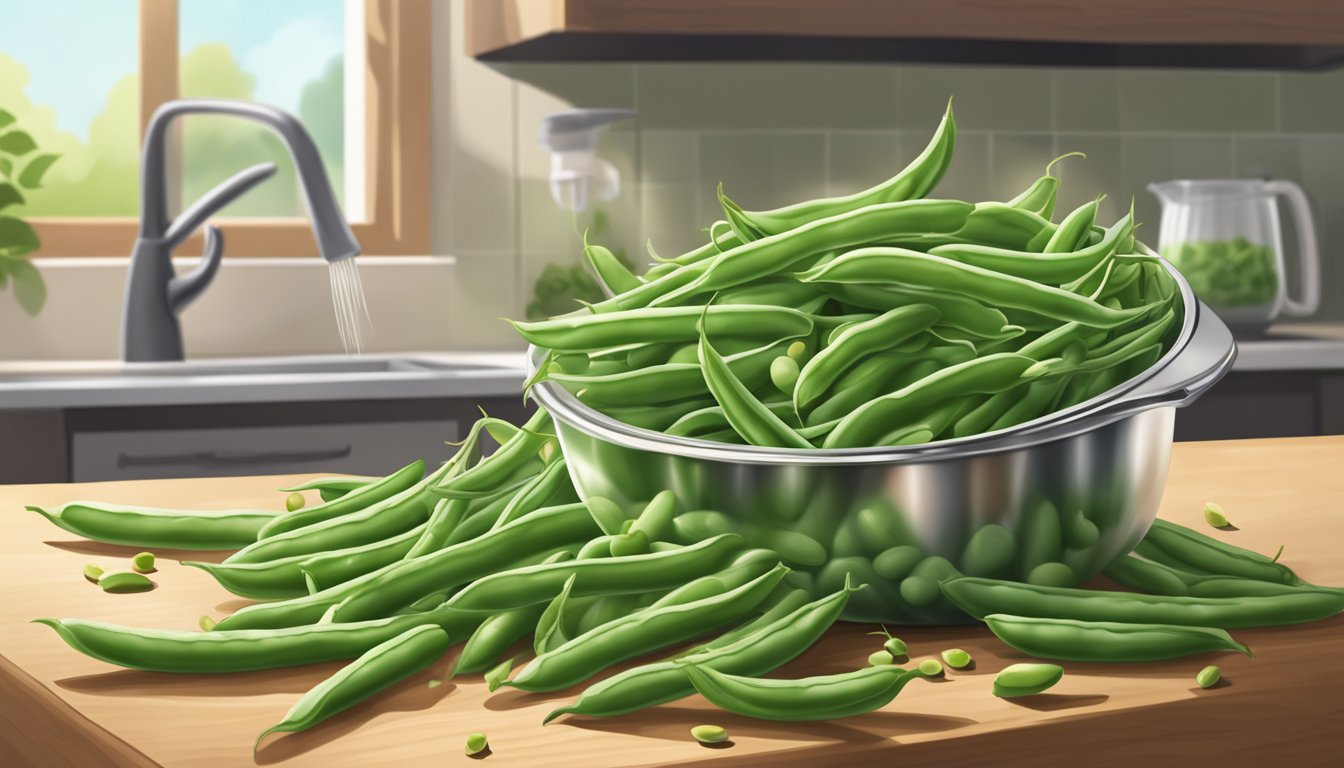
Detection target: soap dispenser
<box><xmin>539</xmin><ymin>109</ymin><xmax>635</xmax><ymax>213</ymax></box>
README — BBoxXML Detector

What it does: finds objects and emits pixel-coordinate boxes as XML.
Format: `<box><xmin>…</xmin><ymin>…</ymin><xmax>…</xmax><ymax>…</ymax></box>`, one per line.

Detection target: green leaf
<box><xmin>18</xmin><ymin>154</ymin><xmax>58</xmax><ymax>189</ymax></box>
<box><xmin>6</xmin><ymin>257</ymin><xmax>46</xmax><ymax>316</ymax></box>
<box><xmin>0</xmin><ymin>157</ymin><xmax>12</xmax><ymax>178</ymax></box>
<box><xmin>0</xmin><ymin>182</ymin><xmax>23</xmax><ymax>211</ymax></box>
<box><xmin>0</xmin><ymin>131</ymin><xmax>38</xmax><ymax>157</ymax></box>
<box><xmin>0</xmin><ymin>110</ymin><xmax>13</xmax><ymax>130</ymax></box>
<box><xmin>0</xmin><ymin>216</ymin><xmax>40</xmax><ymax>256</ymax></box>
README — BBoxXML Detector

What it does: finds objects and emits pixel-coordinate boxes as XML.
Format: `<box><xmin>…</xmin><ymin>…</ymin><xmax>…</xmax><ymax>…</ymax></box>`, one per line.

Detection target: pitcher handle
<box><xmin>1265</xmin><ymin>180</ymin><xmax>1320</xmax><ymax>316</ymax></box>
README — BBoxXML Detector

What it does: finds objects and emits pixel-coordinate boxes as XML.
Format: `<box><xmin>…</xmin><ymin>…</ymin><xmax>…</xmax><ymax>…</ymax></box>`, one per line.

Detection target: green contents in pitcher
<box><xmin>1163</xmin><ymin>238</ymin><xmax>1278</xmax><ymax>307</ymax></box>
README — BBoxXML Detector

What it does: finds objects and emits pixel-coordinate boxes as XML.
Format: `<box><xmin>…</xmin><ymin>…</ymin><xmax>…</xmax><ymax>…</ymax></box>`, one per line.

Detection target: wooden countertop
<box><xmin>2</xmin><ymin>437</ymin><xmax>1342</xmax><ymax>767</ymax></box>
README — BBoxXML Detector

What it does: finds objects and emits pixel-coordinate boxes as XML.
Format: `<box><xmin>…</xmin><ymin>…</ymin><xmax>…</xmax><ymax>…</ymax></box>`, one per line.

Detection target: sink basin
<box><xmin>0</xmin><ymin>353</ymin><xmax>527</xmax><ymax>409</ymax></box>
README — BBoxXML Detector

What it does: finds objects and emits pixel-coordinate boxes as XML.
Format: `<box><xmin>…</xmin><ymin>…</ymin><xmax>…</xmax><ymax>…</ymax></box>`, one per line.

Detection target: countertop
<box><xmin>0</xmin><ymin>351</ymin><xmax>528</xmax><ymax>410</ymax></box>
<box><xmin>1231</xmin><ymin>322</ymin><xmax>1344</xmax><ymax>371</ymax></box>
<box><xmin>0</xmin><ymin>436</ymin><xmax>1341</xmax><ymax>767</ymax></box>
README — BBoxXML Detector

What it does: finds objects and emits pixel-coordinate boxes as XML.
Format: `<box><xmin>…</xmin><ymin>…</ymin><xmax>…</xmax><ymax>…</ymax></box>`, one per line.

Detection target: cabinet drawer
<box><xmin>72</xmin><ymin>420</ymin><xmax>458</xmax><ymax>482</ymax></box>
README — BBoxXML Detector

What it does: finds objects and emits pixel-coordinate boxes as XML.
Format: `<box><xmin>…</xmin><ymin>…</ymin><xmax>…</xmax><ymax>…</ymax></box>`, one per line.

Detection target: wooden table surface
<box><xmin>2</xmin><ymin>437</ymin><xmax>1342</xmax><ymax>767</ymax></box>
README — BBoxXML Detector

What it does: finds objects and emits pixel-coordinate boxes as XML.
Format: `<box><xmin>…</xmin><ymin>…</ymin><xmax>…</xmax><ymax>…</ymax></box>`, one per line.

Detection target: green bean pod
<box><xmin>454</xmin><ymin>603</ymin><xmax>547</xmax><ymax>675</ymax></box>
<box><xmin>661</xmin><ymin>199</ymin><xmax>975</xmax><ymax>305</ymax></box>
<box><xmin>512</xmin><ymin>305</ymin><xmax>814</xmax><ymax>351</ymax></box>
<box><xmin>257</xmin><ymin>459</ymin><xmax>428</xmax><ymax>539</ymax></box>
<box><xmin>545</xmin><ymin>577</ymin><xmax>859</xmax><ymax>722</ymax></box>
<box><xmin>331</xmin><ymin>502</ymin><xmax>599</xmax><ymax>623</ymax></box>
<box><xmin>404</xmin><ymin>497</ymin><xmax>468</xmax><ymax>560</ymax></box>
<box><xmin>824</xmin><ymin>353</ymin><xmax>1040</xmax><ymax>448</ymax></box>
<box><xmin>1138</xmin><ymin>519</ymin><xmax>1309</xmax><ymax>586</ymax></box>
<box><xmin>720</xmin><ymin>100</ymin><xmax>955</xmax><ymax>239</ymax></box>
<box><xmin>255</xmin><ymin>625</ymin><xmax>451</xmax><ymax>751</ymax></box>
<box><xmin>446</xmin><ymin>533</ymin><xmax>745</xmax><ymax>613</ymax></box>
<box><xmin>435</xmin><ymin>410</ymin><xmax>553</xmax><ymax>499</ymax></box>
<box><xmin>35</xmin><ymin>601</ymin><xmax>481</xmax><ymax>675</ymax></box>
<box><xmin>224</xmin><ymin>460</ymin><xmax>452</xmax><ymax>565</ymax></box>
<box><xmin>666</xmin><ymin>400</ymin><xmax>797</xmax><ymax>437</ymax></box>
<box><xmin>551</xmin><ymin>338</ymin><xmax>789</xmax><ymax>407</ymax></box>
<box><xmin>684</xmin><ymin>664</ymin><xmax>929</xmax><ymax>721</ymax></box>
<box><xmin>26</xmin><ymin>502</ymin><xmax>277</xmax><ymax>551</ymax></box>
<box><xmin>942</xmin><ymin>576</ymin><xmax>1344</xmax><ymax>629</ymax></box>
<box><xmin>184</xmin><ymin>521</ymin><xmax>429</xmax><ymax>599</ymax></box>
<box><xmin>510</xmin><ymin>564</ymin><xmax>788</xmax><ymax>692</ymax></box>
<box><xmin>802</xmin><ymin>247</ymin><xmax>1145</xmax><ymax>328</ymax></box>
<box><xmin>1043</xmin><ymin>199</ymin><xmax>1101</xmax><ymax>254</ymax></box>
<box><xmin>699</xmin><ymin>330</ymin><xmax>812</xmax><ymax>449</ymax></box>
<box><xmin>983</xmin><ymin>614</ymin><xmax>1252</xmax><ymax>662</ymax></box>
<box><xmin>927</xmin><ymin>209</ymin><xmax>1132</xmax><ymax>284</ymax></box>
<box><xmin>820</xmin><ymin>283</ymin><xmax>1011</xmax><ymax>339</ymax></box>
<box><xmin>793</xmin><ymin>304</ymin><xmax>941</xmax><ymax>411</ymax></box>
<box><xmin>582</xmin><ymin>240</ymin><xmax>642</xmax><ymax>296</ymax></box>
<box><xmin>277</xmin><ymin>476</ymin><xmax>375</xmax><ymax>502</ymax></box>
<box><xmin>490</xmin><ymin>457</ymin><xmax>577</xmax><ymax>530</ymax></box>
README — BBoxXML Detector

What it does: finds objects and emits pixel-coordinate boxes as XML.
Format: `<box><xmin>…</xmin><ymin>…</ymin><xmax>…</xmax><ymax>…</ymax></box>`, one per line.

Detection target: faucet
<box><xmin>122</xmin><ymin>99</ymin><xmax>361</xmax><ymax>362</ymax></box>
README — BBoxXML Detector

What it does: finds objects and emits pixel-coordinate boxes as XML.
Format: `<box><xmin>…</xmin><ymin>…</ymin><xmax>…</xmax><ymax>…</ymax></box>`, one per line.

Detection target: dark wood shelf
<box><xmin>468</xmin><ymin>0</ymin><xmax>1344</xmax><ymax>68</ymax></box>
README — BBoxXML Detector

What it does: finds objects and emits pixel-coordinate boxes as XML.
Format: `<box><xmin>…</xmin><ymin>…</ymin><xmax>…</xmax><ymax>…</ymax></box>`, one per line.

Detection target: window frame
<box><xmin>30</xmin><ymin>0</ymin><xmax>430</xmax><ymax>258</ymax></box>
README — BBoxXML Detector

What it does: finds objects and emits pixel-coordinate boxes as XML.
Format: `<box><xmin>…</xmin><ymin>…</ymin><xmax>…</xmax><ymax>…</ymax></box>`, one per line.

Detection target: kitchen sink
<box><xmin>0</xmin><ymin>353</ymin><xmax>527</xmax><ymax>409</ymax></box>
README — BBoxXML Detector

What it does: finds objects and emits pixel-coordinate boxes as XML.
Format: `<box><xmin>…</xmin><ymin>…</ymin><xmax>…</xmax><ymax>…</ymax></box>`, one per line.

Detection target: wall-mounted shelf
<box><xmin>467</xmin><ymin>0</ymin><xmax>1344</xmax><ymax>69</ymax></box>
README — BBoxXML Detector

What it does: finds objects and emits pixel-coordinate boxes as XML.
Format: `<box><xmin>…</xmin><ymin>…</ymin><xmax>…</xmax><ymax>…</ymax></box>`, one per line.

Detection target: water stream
<box><xmin>328</xmin><ymin>257</ymin><xmax>372</xmax><ymax>354</ymax></box>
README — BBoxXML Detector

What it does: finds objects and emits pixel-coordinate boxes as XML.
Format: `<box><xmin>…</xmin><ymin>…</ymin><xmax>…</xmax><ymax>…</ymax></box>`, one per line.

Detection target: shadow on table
<box><xmin>557</xmin><ymin>705</ymin><xmax>976</xmax><ymax>744</ymax></box>
<box><xmin>42</xmin><ymin>539</ymin><xmax>233</xmax><ymax>564</ymax></box>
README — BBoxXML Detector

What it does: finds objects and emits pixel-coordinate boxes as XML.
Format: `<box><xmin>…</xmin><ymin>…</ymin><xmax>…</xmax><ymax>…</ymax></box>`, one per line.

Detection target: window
<box><xmin>0</xmin><ymin>0</ymin><xmax>428</xmax><ymax>257</ymax></box>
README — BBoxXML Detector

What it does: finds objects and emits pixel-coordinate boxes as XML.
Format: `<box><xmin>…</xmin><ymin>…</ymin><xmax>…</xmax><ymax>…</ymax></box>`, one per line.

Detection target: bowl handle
<box><xmin>1084</xmin><ymin>299</ymin><xmax>1237</xmax><ymax>422</ymax></box>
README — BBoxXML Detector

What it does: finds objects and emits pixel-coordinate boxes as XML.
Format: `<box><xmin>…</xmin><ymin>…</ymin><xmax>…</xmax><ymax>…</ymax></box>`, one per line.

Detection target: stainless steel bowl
<box><xmin>530</xmin><ymin>260</ymin><xmax>1236</xmax><ymax>623</ymax></box>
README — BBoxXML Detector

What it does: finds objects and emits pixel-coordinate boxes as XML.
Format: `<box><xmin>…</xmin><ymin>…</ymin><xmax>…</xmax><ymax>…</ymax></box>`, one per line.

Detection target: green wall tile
<box><xmin>636</xmin><ymin>64</ymin><xmax>898</xmax><ymax>130</ymax></box>
<box><xmin>898</xmin><ymin>65</ymin><xmax>1053</xmax><ymax>132</ymax></box>
<box><xmin>1120</xmin><ymin>135</ymin><xmax>1235</xmax><ymax>228</ymax></box>
<box><xmin>699</xmin><ymin>133</ymin><xmax>828</xmax><ymax>213</ymax></box>
<box><xmin>826</xmin><ymin>132</ymin><xmax>902</xmax><ymax>197</ymax></box>
<box><xmin>1052</xmin><ymin>134</ymin><xmax>1123</xmax><ymax>222</ymax></box>
<box><xmin>1116</xmin><ymin>71</ymin><xmax>1277</xmax><ymax>133</ymax></box>
<box><xmin>988</xmin><ymin>133</ymin><xmax>1055</xmax><ymax>203</ymax></box>
<box><xmin>1054</xmin><ymin>70</ymin><xmax>1119</xmax><ymax>131</ymax></box>
<box><xmin>641</xmin><ymin>131</ymin><xmax>699</xmax><ymax>183</ymax></box>
<box><xmin>1280</xmin><ymin>70</ymin><xmax>1344</xmax><ymax>132</ymax></box>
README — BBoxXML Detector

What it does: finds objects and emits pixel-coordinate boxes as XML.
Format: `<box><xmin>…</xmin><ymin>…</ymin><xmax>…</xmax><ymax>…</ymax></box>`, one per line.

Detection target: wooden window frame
<box><xmin>31</xmin><ymin>0</ymin><xmax>430</xmax><ymax>258</ymax></box>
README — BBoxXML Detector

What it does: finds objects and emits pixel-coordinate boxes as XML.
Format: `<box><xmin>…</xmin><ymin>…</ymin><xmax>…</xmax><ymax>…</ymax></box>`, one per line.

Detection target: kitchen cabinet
<box><xmin>0</xmin><ymin>397</ymin><xmax>531</xmax><ymax>484</ymax></box>
<box><xmin>468</xmin><ymin>0</ymin><xmax>1344</xmax><ymax>67</ymax></box>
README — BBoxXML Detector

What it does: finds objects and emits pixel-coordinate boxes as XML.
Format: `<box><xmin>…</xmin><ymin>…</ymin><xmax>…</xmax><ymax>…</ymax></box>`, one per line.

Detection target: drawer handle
<box><xmin>117</xmin><ymin>445</ymin><xmax>353</xmax><ymax>468</ymax></box>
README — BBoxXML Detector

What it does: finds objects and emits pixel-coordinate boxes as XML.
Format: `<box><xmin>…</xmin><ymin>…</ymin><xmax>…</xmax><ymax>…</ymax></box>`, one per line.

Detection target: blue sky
<box><xmin>1</xmin><ymin>0</ymin><xmax>344</xmax><ymax>139</ymax></box>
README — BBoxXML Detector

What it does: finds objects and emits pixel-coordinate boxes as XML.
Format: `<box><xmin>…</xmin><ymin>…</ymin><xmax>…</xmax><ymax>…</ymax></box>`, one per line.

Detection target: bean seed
<box><xmin>691</xmin><ymin>724</ymin><xmax>729</xmax><ymax>744</ymax></box>
<box><xmin>993</xmin><ymin>663</ymin><xmax>1063</xmax><ymax>697</ymax></box>
<box><xmin>1196</xmin><ymin>665</ymin><xmax>1221</xmax><ymax>689</ymax></box>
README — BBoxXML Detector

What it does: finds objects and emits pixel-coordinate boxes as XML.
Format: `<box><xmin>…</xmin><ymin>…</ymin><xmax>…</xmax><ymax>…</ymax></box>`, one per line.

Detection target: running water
<box><xmin>328</xmin><ymin>257</ymin><xmax>372</xmax><ymax>354</ymax></box>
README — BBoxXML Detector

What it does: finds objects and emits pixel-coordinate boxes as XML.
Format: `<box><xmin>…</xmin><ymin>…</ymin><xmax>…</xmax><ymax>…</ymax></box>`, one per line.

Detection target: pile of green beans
<box><xmin>514</xmin><ymin>104</ymin><xmax>1182</xmax><ymax>449</ymax></box>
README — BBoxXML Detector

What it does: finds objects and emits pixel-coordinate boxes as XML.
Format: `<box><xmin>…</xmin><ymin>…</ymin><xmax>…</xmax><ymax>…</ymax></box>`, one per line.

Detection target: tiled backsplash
<box><xmin>437</xmin><ymin>3</ymin><xmax>1344</xmax><ymax>343</ymax></box>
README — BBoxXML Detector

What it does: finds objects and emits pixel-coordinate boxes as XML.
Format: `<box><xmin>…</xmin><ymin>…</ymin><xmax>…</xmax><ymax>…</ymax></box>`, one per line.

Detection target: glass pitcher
<box><xmin>1148</xmin><ymin>179</ymin><xmax>1319</xmax><ymax>332</ymax></box>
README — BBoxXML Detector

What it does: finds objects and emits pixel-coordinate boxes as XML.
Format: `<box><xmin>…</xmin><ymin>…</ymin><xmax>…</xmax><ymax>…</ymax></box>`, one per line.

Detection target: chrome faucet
<box><xmin>122</xmin><ymin>99</ymin><xmax>361</xmax><ymax>362</ymax></box>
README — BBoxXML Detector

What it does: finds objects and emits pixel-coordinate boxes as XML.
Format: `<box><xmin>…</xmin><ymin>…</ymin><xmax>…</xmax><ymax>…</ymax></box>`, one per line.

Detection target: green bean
<box><xmin>802</xmin><ymin>248</ymin><xmax>1146</xmax><ymax>328</ymax></box>
<box><xmin>331</xmin><ymin>503</ymin><xmax>599</xmax><ymax>623</ymax></box>
<box><xmin>27</xmin><ymin>502</ymin><xmax>278</xmax><ymax>551</ymax></box>
<box><xmin>582</xmin><ymin>239</ymin><xmax>642</xmax><ymax>296</ymax></box>
<box><xmin>609</xmin><ymin>530</ymin><xmax>651</xmax><ymax>557</ymax></box>
<box><xmin>960</xmin><ymin>524</ymin><xmax>1017</xmax><ymax>578</ymax></box>
<box><xmin>223</xmin><ymin>460</ymin><xmax>453</xmax><ymax>565</ymax></box>
<box><xmin>552</xmin><ymin>338</ymin><xmax>789</xmax><ymax>407</ymax></box>
<box><xmin>185</xmin><ymin>521</ymin><xmax>430</xmax><ymax>599</ymax></box>
<box><xmin>99</xmin><ymin>572</ymin><xmax>154</xmax><ymax>593</ymax></box>
<box><xmin>993</xmin><ymin>663</ymin><xmax>1063</xmax><ymax>698</ymax></box>
<box><xmin>824</xmin><ymin>353</ymin><xmax>1040</xmax><ymax>448</ymax></box>
<box><xmin>927</xmin><ymin>205</ymin><xmax>1130</xmax><ymax>284</ymax></box>
<box><xmin>716</xmin><ymin>278</ymin><xmax>828</xmax><ymax>310</ymax></box>
<box><xmin>769</xmin><ymin>354</ymin><xmax>800</xmax><ymax>395</ymax></box>
<box><xmin>534</xmin><ymin>574</ymin><xmax>580</xmax><ymax>654</ymax></box>
<box><xmin>719</xmin><ymin>100</ymin><xmax>955</xmax><ymax>239</ymax></box>
<box><xmin>984</xmin><ymin>614</ymin><xmax>1251</xmax><ymax>662</ymax></box>
<box><xmin>699</xmin><ymin>328</ymin><xmax>811</xmax><ymax>449</ymax></box>
<box><xmin>683</xmin><ymin>663</ymin><xmax>929</xmax><ymax>721</ymax></box>
<box><xmin>545</xmin><ymin>577</ymin><xmax>860</xmax><ymax>722</ymax></box>
<box><xmin>490</xmin><ymin>457</ymin><xmax>576</xmax><ymax>530</ymax></box>
<box><xmin>1042</xmin><ymin>199</ymin><xmax>1100</xmax><ymax>254</ymax></box>
<box><xmin>35</xmin><ymin>601</ymin><xmax>482</xmax><ymax>674</ymax></box>
<box><xmin>666</xmin><ymin>400</ymin><xmax>797</xmax><ymax>437</ymax></box>
<box><xmin>405</xmin><ymin>497</ymin><xmax>468</xmax><ymax>560</ymax></box>
<box><xmin>1104</xmin><ymin>553</ymin><xmax>1341</xmax><ymax>599</ymax></box>
<box><xmin>820</xmin><ymin>283</ymin><xmax>1011</xmax><ymax>339</ymax></box>
<box><xmin>691</xmin><ymin>587</ymin><xmax>812</xmax><ymax>654</ymax></box>
<box><xmin>441</xmin><ymin>476</ymin><xmax>537</xmax><ymax>547</ymax></box>
<box><xmin>278</xmin><ymin>475</ymin><xmax>376</xmax><ymax>502</ymax></box>
<box><xmin>435</xmin><ymin>410</ymin><xmax>552</xmax><ymax>499</ymax></box>
<box><xmin>802</xmin><ymin>351</ymin><xmax>906</xmax><ymax>427</ymax></box>
<box><xmin>446</xmin><ymin>533</ymin><xmax>744</xmax><ymax>613</ymax></box>
<box><xmin>512</xmin><ymin>305</ymin><xmax>813</xmax><ymax>351</ymax></box>
<box><xmin>630</xmin><ymin>490</ymin><xmax>678</xmax><ymax>542</ymax></box>
<box><xmin>793</xmin><ymin>304</ymin><xmax>940</xmax><ymax>411</ymax></box>
<box><xmin>949</xmin><ymin>202</ymin><xmax>1057</xmax><ymax>252</ymax></box>
<box><xmin>652</xmin><ymin>199</ymin><xmax>976</xmax><ymax>308</ymax></box>
<box><xmin>942</xmin><ymin>576</ymin><xmax>1344</xmax><ymax>628</ymax></box>
<box><xmin>1138</xmin><ymin>519</ymin><xmax>1308</xmax><ymax>587</ymax></box>
<box><xmin>1024</xmin><ymin>562</ymin><xmax>1075</xmax><ymax>587</ymax></box>
<box><xmin>257</xmin><ymin>459</ymin><xmax>427</xmax><ymax>539</ymax></box>
<box><xmin>600</xmin><ymin>397</ymin><xmax>719</xmax><ymax>432</ymax></box>
<box><xmin>509</xmin><ymin>564</ymin><xmax>788</xmax><ymax>692</ymax></box>
<box><xmin>255</xmin><ymin>625</ymin><xmax>450</xmax><ymax>751</ymax></box>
